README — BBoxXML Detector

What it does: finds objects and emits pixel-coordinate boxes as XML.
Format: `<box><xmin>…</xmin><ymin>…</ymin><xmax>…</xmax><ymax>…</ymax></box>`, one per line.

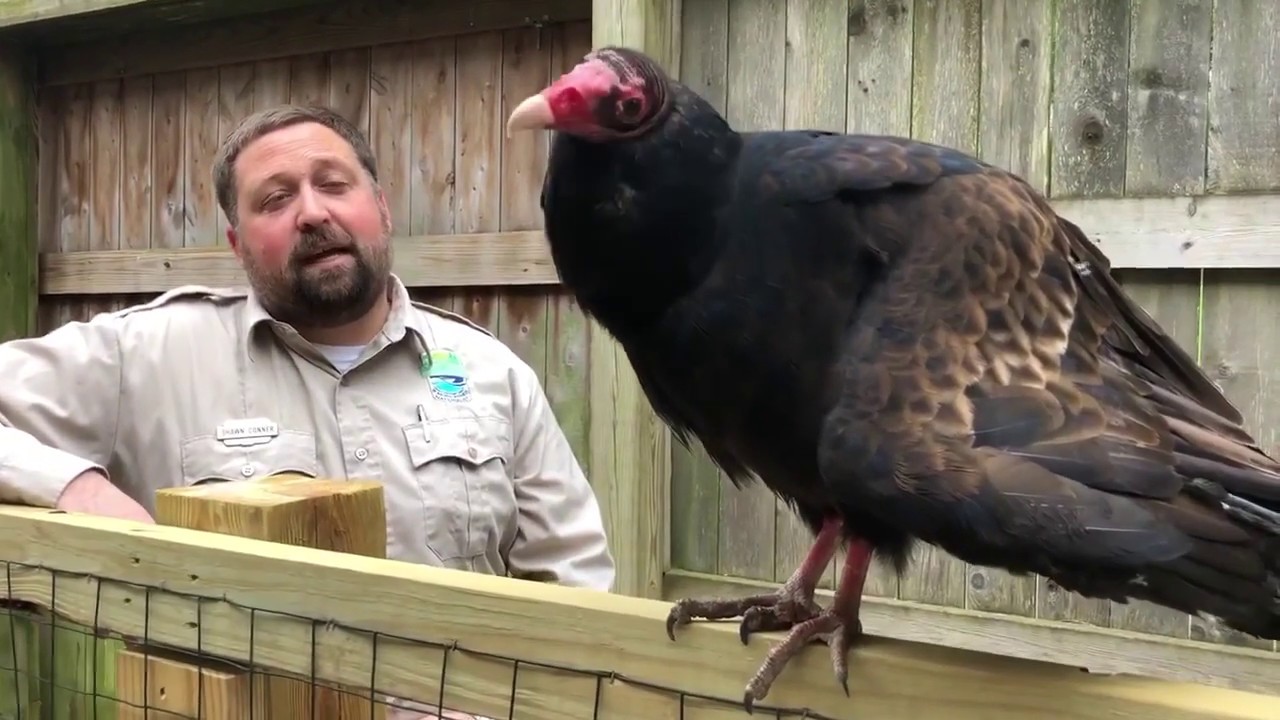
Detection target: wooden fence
<box><xmin>0</xmin><ymin>0</ymin><xmax>670</xmax><ymax>604</ymax></box>
<box><xmin>0</xmin><ymin>0</ymin><xmax>1277</xmax><ymax>707</ymax></box>
<box><xmin>2</xmin><ymin>491</ymin><xmax>1274</xmax><ymax>720</ymax></box>
<box><xmin>666</xmin><ymin>0</ymin><xmax>1280</xmax><ymax>690</ymax></box>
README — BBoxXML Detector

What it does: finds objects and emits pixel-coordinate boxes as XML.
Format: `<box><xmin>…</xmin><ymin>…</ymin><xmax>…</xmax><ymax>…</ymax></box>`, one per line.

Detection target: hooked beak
<box><xmin>506</xmin><ymin>93</ymin><xmax>555</xmax><ymax>138</ymax></box>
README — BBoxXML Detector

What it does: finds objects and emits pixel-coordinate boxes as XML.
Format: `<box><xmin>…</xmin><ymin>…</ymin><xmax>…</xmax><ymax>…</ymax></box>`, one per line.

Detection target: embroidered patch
<box><xmin>424</xmin><ymin>348</ymin><xmax>471</xmax><ymax>402</ymax></box>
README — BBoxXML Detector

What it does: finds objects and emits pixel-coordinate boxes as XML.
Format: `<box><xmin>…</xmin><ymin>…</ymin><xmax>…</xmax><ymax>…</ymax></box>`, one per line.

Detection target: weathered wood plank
<box><xmin>843</xmin><ymin>0</ymin><xmax>914</xmax><ymax>600</ymax></box>
<box><xmin>899</xmin><ymin>0</ymin><xmax>980</xmax><ymax>611</ymax></box>
<box><xmin>1196</xmin><ymin>1</ymin><xmax>1280</xmax><ymax>655</ymax></box>
<box><xmin>967</xmin><ymin>0</ymin><xmax>1051</xmax><ymax>619</ymax></box>
<box><xmin>38</xmin><ymin>231</ymin><xmax>559</xmax><ymax>295</ymax></box>
<box><xmin>496</xmin><ymin>26</ymin><xmax>552</xmax><ymax>386</ymax></box>
<box><xmin>1048</xmin><ymin>0</ymin><xmax>1128</xmax><ymax>200</ymax></box>
<box><xmin>453</xmin><ymin>31</ymin><xmax>503</xmax><ymax>333</ymax></box>
<box><xmin>0</xmin><ymin>0</ymin><xmax>320</xmax><ymax>35</ymax></box>
<box><xmin>37</xmin><ymin>192</ymin><xmax>1280</xmax><ymax>297</ymax></box>
<box><xmin>182</xmin><ymin>67</ymin><xmax>219</xmax><ymax>248</ymax></box>
<box><xmin>403</xmin><ymin>36</ymin><xmax>463</xmax><ymax>317</ymax></box>
<box><xmin>713</xmin><ymin>0</ymin><xmax>785</xmax><ymax>585</ymax></box>
<box><xmin>1055</xmin><ymin>194</ymin><xmax>1280</xmax><ymax>269</ymax></box>
<box><xmin>4</xmin><ymin>506</ymin><xmax>1276</xmax><ymax>720</ymax></box>
<box><xmin>668</xmin><ymin>0</ymin><xmax>727</xmax><ymax>576</ymax></box>
<box><xmin>663</xmin><ymin>570</ymin><xmax>1280</xmax><ymax>699</ymax></box>
<box><xmin>543</xmin><ymin>21</ymin><xmax>594</xmax><ymax>478</ymax></box>
<box><xmin>36</xmin><ymin>0</ymin><xmax>593</xmax><ymax>86</ymax></box>
<box><xmin>0</xmin><ymin>43</ymin><xmax>36</xmax><ymax>342</ymax></box>
<box><xmin>1205</xmin><ymin>2</ymin><xmax>1280</xmax><ymax>194</ymax></box>
<box><xmin>773</xmin><ymin>0</ymin><xmax>848</xmax><ymax>591</ymax></box>
<box><xmin>1106</xmin><ymin>0</ymin><xmax>1213</xmax><ymax>643</ymax></box>
<box><xmin>590</xmin><ymin>0</ymin><xmax>680</xmax><ymax>599</ymax></box>
<box><xmin>1037</xmin><ymin>0</ymin><xmax>1129</xmax><ymax>629</ymax></box>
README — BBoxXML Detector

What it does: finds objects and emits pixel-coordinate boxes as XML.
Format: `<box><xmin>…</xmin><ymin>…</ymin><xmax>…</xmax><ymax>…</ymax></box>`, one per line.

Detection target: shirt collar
<box><xmin>242</xmin><ymin>273</ymin><xmax>433</xmax><ymax>363</ymax></box>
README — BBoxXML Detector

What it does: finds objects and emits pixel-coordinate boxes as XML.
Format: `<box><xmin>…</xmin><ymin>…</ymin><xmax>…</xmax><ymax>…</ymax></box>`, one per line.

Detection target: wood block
<box><xmin>116</xmin><ymin>646</ymin><xmax>250</xmax><ymax>719</ymax></box>
<box><xmin>114</xmin><ymin>474</ymin><xmax>389</xmax><ymax>719</ymax></box>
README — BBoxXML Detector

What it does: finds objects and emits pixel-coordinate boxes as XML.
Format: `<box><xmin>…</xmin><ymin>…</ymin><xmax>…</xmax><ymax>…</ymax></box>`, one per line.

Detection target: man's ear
<box><xmin>226</xmin><ymin>224</ymin><xmax>242</xmax><ymax>257</ymax></box>
<box><xmin>376</xmin><ymin>187</ymin><xmax>393</xmax><ymax>235</ymax></box>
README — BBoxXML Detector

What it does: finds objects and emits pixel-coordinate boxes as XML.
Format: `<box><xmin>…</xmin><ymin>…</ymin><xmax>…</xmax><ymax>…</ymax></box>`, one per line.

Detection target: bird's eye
<box><xmin>619</xmin><ymin>97</ymin><xmax>643</xmax><ymax>118</ymax></box>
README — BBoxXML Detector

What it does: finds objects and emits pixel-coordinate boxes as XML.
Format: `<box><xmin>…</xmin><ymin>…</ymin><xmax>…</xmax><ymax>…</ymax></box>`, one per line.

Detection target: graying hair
<box><xmin>213</xmin><ymin>104</ymin><xmax>379</xmax><ymax>226</ymax></box>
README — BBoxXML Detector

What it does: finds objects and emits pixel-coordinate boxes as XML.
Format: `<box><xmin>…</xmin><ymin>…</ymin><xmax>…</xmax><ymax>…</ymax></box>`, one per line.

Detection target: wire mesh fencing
<box><xmin>1</xmin><ymin>560</ymin><xmax>845</xmax><ymax>720</ymax></box>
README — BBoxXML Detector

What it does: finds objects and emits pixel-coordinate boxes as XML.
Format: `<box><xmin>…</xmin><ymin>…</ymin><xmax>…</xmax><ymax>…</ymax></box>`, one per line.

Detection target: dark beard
<box><xmin>256</xmin><ymin>224</ymin><xmax>389</xmax><ymax>330</ymax></box>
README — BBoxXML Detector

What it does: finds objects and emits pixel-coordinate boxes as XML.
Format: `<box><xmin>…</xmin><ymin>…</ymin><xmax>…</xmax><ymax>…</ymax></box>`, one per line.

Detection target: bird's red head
<box><xmin>506</xmin><ymin>46</ymin><xmax>670</xmax><ymax>141</ymax></box>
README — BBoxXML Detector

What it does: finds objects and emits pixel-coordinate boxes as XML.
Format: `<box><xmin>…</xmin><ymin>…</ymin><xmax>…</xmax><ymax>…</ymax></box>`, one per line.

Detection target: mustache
<box><xmin>292</xmin><ymin>226</ymin><xmax>356</xmax><ymax>261</ymax></box>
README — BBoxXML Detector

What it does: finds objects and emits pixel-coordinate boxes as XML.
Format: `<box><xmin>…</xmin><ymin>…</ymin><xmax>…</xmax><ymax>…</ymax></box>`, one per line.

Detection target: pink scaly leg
<box><xmin>665</xmin><ymin>515</ymin><xmax>843</xmax><ymax>644</ymax></box>
<box><xmin>741</xmin><ymin>535</ymin><xmax>873</xmax><ymax>712</ymax></box>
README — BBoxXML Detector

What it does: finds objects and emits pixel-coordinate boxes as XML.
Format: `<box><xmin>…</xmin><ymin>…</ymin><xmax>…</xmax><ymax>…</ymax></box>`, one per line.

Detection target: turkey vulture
<box><xmin>506</xmin><ymin>46</ymin><xmax>1280</xmax><ymax>709</ymax></box>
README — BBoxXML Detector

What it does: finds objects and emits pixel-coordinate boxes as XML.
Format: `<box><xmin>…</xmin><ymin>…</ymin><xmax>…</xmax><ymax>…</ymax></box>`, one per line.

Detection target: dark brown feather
<box><xmin>533</xmin><ymin>50</ymin><xmax>1280</xmax><ymax>645</ymax></box>
<box><xmin>814</xmin><ymin>166</ymin><xmax>1280</xmax><ymax>639</ymax></box>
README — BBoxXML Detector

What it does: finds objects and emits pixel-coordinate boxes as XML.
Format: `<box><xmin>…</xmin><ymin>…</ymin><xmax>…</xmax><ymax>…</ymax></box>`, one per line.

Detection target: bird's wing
<box><xmin>791</xmin><ymin>135</ymin><xmax>1279</xmax><ymax>634</ymax></box>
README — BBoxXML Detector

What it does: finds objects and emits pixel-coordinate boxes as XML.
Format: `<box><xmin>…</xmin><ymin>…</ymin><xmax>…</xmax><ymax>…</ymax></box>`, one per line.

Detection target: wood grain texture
<box><xmin>664</xmin><ymin>570</ymin><xmax>1280</xmax><ymax>698</ymax></box>
<box><xmin>34</xmin><ymin>0</ymin><xmax>593</xmax><ymax>86</ymax></box>
<box><xmin>1</xmin><ymin>504</ymin><xmax>1276</xmax><ymax>720</ymax></box>
<box><xmin>898</xmin><ymin>0</ymin><xmax>980</xmax><ymax>611</ymax></box>
<box><xmin>38</xmin><ymin>231</ymin><xmax>560</xmax><ymax>294</ymax></box>
<box><xmin>0</xmin><ymin>44</ymin><xmax>36</xmax><ymax>342</ymax></box>
<box><xmin>125</xmin><ymin>475</ymin><xmax>389</xmax><ymax>719</ymax></box>
<box><xmin>671</xmin><ymin>0</ymin><xmax>1280</xmax><ymax>662</ymax></box>
<box><xmin>589</xmin><ymin>0</ymin><xmax>680</xmax><ymax>600</ymax></box>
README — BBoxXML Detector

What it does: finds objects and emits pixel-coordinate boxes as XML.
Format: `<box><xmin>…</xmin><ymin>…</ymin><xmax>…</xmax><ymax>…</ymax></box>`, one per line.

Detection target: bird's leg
<box><xmin>741</xmin><ymin>536</ymin><xmax>873</xmax><ymax>713</ymax></box>
<box><xmin>665</xmin><ymin>515</ymin><xmax>842</xmax><ymax>642</ymax></box>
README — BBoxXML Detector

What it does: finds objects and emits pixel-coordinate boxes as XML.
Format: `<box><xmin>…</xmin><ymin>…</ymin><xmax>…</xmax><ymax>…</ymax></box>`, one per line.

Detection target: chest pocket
<box><xmin>179</xmin><ymin>430</ymin><xmax>320</xmax><ymax>485</ymax></box>
<box><xmin>402</xmin><ymin>415</ymin><xmax>514</xmax><ymax>566</ymax></box>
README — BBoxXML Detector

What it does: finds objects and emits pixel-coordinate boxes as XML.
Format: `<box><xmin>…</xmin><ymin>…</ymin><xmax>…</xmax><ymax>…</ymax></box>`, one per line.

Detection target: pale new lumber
<box><xmin>37</xmin><ymin>230</ymin><xmax>557</xmax><ymax>294</ymax></box>
<box><xmin>0</xmin><ymin>506</ymin><xmax>1276</xmax><ymax>720</ymax></box>
<box><xmin>587</xmin><ymin>0</ymin><xmax>680</xmax><ymax>600</ymax></box>
<box><xmin>663</xmin><ymin>569</ymin><xmax>1280</xmax><ymax>699</ymax></box>
<box><xmin>116</xmin><ymin>649</ymin><xmax>251</xmax><ymax>720</ymax></box>
<box><xmin>124</xmin><ymin>475</ymin><xmax>389</xmax><ymax>719</ymax></box>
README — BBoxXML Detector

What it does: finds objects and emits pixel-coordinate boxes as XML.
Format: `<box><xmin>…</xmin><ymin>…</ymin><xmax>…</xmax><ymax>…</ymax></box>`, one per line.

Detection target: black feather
<box><xmin>535</xmin><ymin>46</ymin><xmax>1280</xmax><ymax>643</ymax></box>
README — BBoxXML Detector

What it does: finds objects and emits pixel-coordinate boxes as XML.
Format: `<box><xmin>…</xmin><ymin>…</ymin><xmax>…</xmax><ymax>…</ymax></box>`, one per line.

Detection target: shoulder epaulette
<box><xmin>409</xmin><ymin>299</ymin><xmax>496</xmax><ymax>339</ymax></box>
<box><xmin>109</xmin><ymin>285</ymin><xmax>248</xmax><ymax>318</ymax></box>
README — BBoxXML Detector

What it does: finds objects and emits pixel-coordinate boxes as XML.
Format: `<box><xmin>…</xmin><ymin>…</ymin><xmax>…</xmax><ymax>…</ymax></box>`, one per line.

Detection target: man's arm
<box><xmin>0</xmin><ymin>316</ymin><xmax>124</xmax><ymax>507</ymax></box>
<box><xmin>505</xmin><ymin>362</ymin><xmax>615</xmax><ymax>592</ymax></box>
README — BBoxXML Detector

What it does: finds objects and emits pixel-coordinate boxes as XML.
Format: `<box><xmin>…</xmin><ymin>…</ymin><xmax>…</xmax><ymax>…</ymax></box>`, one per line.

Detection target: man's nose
<box><xmin>295</xmin><ymin>184</ymin><xmax>331</xmax><ymax>229</ymax></box>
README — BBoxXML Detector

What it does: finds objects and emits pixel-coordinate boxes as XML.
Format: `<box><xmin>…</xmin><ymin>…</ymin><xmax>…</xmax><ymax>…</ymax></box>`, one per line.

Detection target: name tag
<box><xmin>216</xmin><ymin>418</ymin><xmax>280</xmax><ymax>447</ymax></box>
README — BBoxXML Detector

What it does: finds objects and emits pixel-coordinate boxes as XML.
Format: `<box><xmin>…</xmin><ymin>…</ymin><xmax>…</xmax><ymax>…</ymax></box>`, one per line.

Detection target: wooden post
<box><xmin>0</xmin><ymin>40</ymin><xmax>37</xmax><ymax>342</ymax></box>
<box><xmin>113</xmin><ymin>475</ymin><xmax>388</xmax><ymax>719</ymax></box>
<box><xmin>587</xmin><ymin>0</ymin><xmax>682</xmax><ymax>601</ymax></box>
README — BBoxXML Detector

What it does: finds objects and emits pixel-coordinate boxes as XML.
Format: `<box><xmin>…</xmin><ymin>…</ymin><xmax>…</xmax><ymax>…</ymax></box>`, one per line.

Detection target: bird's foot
<box><xmin>742</xmin><ymin>604</ymin><xmax>863</xmax><ymax>714</ymax></box>
<box><xmin>665</xmin><ymin>582</ymin><xmax>823</xmax><ymax>644</ymax></box>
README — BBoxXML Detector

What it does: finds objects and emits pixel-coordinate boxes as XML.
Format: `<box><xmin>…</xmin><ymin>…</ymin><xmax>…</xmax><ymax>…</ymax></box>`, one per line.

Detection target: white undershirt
<box><xmin>312</xmin><ymin>342</ymin><xmax>367</xmax><ymax>373</ymax></box>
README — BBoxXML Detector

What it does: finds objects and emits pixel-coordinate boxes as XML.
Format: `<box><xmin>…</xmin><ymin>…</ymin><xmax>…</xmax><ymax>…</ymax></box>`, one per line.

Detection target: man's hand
<box><xmin>56</xmin><ymin>469</ymin><xmax>154</xmax><ymax>523</ymax></box>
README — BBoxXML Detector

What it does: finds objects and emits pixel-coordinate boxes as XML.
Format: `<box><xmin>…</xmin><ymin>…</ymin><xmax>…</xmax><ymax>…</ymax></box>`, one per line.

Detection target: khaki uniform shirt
<box><xmin>0</xmin><ymin>274</ymin><xmax>615</xmax><ymax>594</ymax></box>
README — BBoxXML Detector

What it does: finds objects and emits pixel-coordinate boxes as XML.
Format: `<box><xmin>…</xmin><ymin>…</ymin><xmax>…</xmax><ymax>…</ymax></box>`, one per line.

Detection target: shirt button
<box><xmin>354</xmin><ymin>447</ymin><xmax>369</xmax><ymax>461</ymax></box>
<box><xmin>240</xmin><ymin>464</ymin><xmax>254</xmax><ymax>477</ymax></box>
<box><xmin>467</xmin><ymin>447</ymin><xmax>476</xmax><ymax>459</ymax></box>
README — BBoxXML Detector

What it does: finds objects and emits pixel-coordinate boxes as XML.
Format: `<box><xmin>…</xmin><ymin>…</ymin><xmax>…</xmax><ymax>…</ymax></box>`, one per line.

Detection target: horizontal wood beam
<box><xmin>1053</xmin><ymin>193</ymin><xmax>1280</xmax><ymax>270</ymax></box>
<box><xmin>664</xmin><ymin>570</ymin><xmax>1280</xmax><ymax>699</ymax></box>
<box><xmin>0</xmin><ymin>0</ymin><xmax>163</xmax><ymax>28</ymax></box>
<box><xmin>37</xmin><ymin>231</ymin><xmax>559</xmax><ymax>294</ymax></box>
<box><xmin>0</xmin><ymin>504</ymin><xmax>1275</xmax><ymax>720</ymax></box>
<box><xmin>35</xmin><ymin>193</ymin><xmax>1280</xmax><ymax>297</ymax></box>
<box><xmin>34</xmin><ymin>0</ymin><xmax>592</xmax><ymax>86</ymax></box>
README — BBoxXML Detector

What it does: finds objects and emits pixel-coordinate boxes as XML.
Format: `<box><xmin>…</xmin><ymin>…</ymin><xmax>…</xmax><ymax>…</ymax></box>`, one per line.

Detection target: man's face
<box><xmin>227</xmin><ymin>121</ymin><xmax>393</xmax><ymax>331</ymax></box>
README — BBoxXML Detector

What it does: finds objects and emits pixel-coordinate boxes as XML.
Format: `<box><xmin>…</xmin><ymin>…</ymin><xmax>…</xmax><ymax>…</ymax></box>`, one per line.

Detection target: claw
<box><xmin>663</xmin><ymin>586</ymin><xmax>821</xmax><ymax>646</ymax></box>
<box><xmin>741</xmin><ymin>608</ymin><xmax>862</xmax><ymax>712</ymax></box>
